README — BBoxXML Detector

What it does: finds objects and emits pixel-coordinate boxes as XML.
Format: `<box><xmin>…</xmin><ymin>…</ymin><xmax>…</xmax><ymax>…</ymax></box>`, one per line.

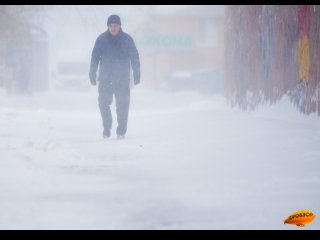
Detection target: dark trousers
<box><xmin>98</xmin><ymin>81</ymin><xmax>130</xmax><ymax>136</ymax></box>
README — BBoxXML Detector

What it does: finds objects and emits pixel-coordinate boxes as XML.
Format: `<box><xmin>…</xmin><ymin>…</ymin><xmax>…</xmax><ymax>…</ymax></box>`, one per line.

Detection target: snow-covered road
<box><xmin>0</xmin><ymin>88</ymin><xmax>319</xmax><ymax>229</ymax></box>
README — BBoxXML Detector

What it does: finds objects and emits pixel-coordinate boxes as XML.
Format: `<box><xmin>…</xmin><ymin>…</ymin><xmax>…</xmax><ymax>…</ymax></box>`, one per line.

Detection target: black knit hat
<box><xmin>107</xmin><ymin>15</ymin><xmax>121</xmax><ymax>26</ymax></box>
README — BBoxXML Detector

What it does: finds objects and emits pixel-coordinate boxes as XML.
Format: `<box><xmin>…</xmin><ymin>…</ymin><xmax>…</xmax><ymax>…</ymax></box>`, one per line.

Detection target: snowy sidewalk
<box><xmin>0</xmin><ymin>89</ymin><xmax>319</xmax><ymax>229</ymax></box>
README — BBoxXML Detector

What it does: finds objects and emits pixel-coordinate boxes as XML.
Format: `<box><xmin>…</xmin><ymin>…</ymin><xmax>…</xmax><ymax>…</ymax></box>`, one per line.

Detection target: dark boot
<box><xmin>103</xmin><ymin>129</ymin><xmax>111</xmax><ymax>139</ymax></box>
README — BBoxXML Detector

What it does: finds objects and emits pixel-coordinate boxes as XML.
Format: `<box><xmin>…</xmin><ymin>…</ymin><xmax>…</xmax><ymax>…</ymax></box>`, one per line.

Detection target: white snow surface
<box><xmin>0</xmin><ymin>88</ymin><xmax>319</xmax><ymax>230</ymax></box>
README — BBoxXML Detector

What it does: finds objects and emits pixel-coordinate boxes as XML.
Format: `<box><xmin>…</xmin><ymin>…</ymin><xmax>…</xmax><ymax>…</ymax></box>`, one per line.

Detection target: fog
<box><xmin>0</xmin><ymin>5</ymin><xmax>319</xmax><ymax>230</ymax></box>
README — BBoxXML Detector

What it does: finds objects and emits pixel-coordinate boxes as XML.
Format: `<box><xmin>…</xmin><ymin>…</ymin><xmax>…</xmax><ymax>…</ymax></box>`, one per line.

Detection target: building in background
<box><xmin>137</xmin><ymin>5</ymin><xmax>225</xmax><ymax>92</ymax></box>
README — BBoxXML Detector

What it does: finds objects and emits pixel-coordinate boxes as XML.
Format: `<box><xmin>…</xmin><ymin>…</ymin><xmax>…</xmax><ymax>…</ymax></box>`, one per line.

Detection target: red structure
<box><xmin>225</xmin><ymin>5</ymin><xmax>320</xmax><ymax>115</ymax></box>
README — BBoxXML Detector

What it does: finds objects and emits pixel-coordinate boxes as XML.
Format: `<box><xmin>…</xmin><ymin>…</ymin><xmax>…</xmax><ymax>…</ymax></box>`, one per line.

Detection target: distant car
<box><xmin>166</xmin><ymin>69</ymin><xmax>224</xmax><ymax>94</ymax></box>
<box><xmin>52</xmin><ymin>61</ymin><xmax>90</xmax><ymax>91</ymax></box>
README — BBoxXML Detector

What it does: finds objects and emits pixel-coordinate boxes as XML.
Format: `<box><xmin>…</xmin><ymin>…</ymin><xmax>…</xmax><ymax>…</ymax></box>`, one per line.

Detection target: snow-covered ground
<box><xmin>0</xmin><ymin>87</ymin><xmax>319</xmax><ymax>229</ymax></box>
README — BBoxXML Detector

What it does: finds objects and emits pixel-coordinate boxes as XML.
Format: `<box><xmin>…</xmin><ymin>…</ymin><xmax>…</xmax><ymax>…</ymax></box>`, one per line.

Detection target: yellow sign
<box><xmin>284</xmin><ymin>210</ymin><xmax>316</xmax><ymax>227</ymax></box>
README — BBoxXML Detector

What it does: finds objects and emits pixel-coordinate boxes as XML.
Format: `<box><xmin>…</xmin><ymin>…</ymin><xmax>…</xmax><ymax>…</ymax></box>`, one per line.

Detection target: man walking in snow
<box><xmin>89</xmin><ymin>15</ymin><xmax>140</xmax><ymax>139</ymax></box>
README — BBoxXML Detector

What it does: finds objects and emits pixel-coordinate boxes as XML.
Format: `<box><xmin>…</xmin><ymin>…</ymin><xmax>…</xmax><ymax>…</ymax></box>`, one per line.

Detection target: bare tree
<box><xmin>0</xmin><ymin>5</ymin><xmax>46</xmax><ymax>55</ymax></box>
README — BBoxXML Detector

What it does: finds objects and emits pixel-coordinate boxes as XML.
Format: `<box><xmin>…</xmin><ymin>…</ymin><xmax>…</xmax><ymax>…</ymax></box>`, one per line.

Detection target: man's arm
<box><xmin>89</xmin><ymin>37</ymin><xmax>102</xmax><ymax>86</ymax></box>
<box><xmin>129</xmin><ymin>37</ymin><xmax>140</xmax><ymax>85</ymax></box>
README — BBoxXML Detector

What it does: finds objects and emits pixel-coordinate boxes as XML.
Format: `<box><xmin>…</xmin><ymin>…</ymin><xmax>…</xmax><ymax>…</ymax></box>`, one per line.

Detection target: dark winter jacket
<box><xmin>90</xmin><ymin>29</ymin><xmax>140</xmax><ymax>86</ymax></box>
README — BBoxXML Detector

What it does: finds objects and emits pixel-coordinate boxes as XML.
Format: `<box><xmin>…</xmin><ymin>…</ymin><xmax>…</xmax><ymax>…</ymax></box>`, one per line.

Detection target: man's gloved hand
<box><xmin>134</xmin><ymin>76</ymin><xmax>140</xmax><ymax>85</ymax></box>
<box><xmin>89</xmin><ymin>72</ymin><xmax>96</xmax><ymax>86</ymax></box>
